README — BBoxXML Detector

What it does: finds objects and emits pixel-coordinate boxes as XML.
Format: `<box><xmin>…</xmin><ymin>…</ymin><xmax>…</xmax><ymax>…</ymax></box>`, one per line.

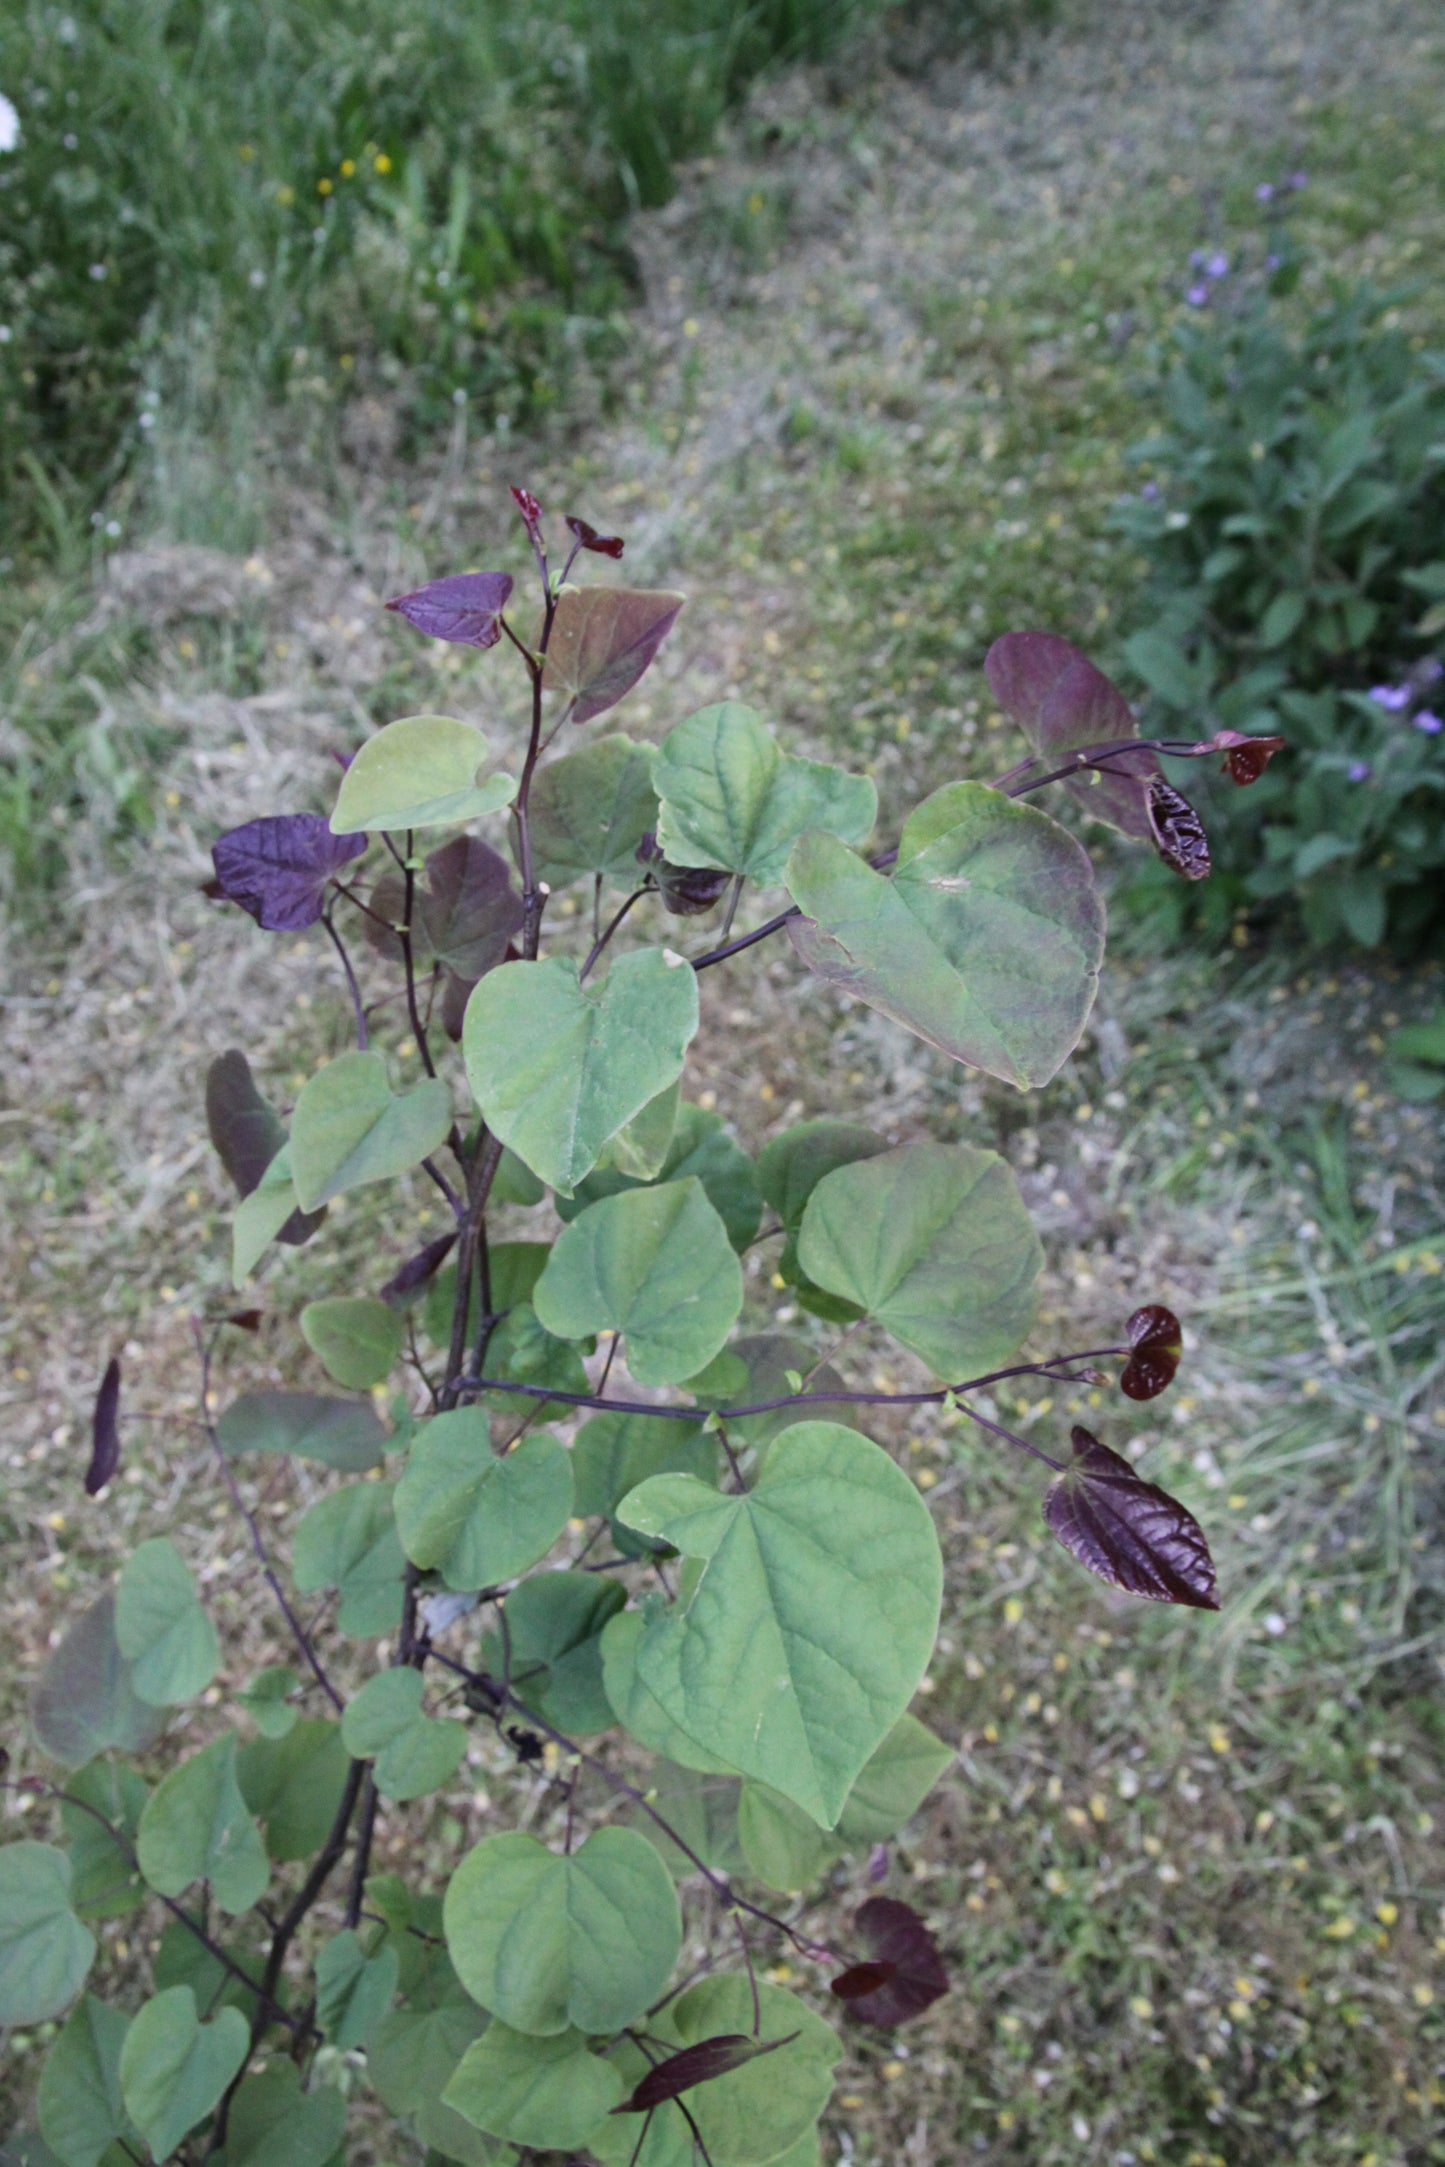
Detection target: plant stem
<box><xmin>580</xmin><ymin>885</ymin><xmax>650</xmax><ymax>981</ymax></box>
<box><xmin>320</xmin><ymin>910</ymin><xmax>368</xmax><ymax>1050</ymax></box>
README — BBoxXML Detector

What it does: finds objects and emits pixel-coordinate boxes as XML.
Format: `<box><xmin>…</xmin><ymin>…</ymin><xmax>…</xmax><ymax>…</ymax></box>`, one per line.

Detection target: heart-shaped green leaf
<box><xmin>38</xmin><ymin>1994</ymin><xmax>136</xmax><ymax>2167</ymax></box>
<box><xmin>0</xmin><ymin>1844</ymin><xmax>95</xmax><ymax>2025</ymax></box>
<box><xmin>786</xmin><ymin>782</ymin><xmax>1105</xmax><ymax>1089</ymax></box>
<box><xmin>464</xmin><ymin>949</ymin><xmax>699</xmax><ymax>1196</ymax></box>
<box><xmin>61</xmin><ymin>1761</ymin><xmax>150</xmax><ymax>1921</ymax></box>
<box><xmin>300</xmin><ymin>1295</ymin><xmax>406</xmax><ymax>1389</ymax></box>
<box><xmin>443</xmin><ymin>1826</ymin><xmax>681</xmax><ymax>2035</ymax></box>
<box><xmin>600</xmin><ymin>1610</ymin><xmax>740</xmax><ymax>1775</ymax></box>
<box><xmin>115</xmin><ymin>1538</ymin><xmax>220</xmax><ymax>1707</ymax></box>
<box><xmin>118</xmin><ymin>1987</ymin><xmax>248</xmax><ymax>2163</ymax></box>
<box><xmin>293</xmin><ymin>1481</ymin><xmax>405</xmax><ymax>1638</ymax></box>
<box><xmin>290</xmin><ymin>1051</ymin><xmax>453</xmax><ymax>1211</ymax></box>
<box><xmin>655</xmin><ymin>702</ymin><xmax>877</xmax><ymax>885</ymax></box>
<box><xmin>443</xmin><ymin>2022</ymin><xmax>624</xmax><ymax>2151</ymax></box>
<box><xmin>135</xmin><ymin>1736</ymin><xmax>270</xmax><ymax>1914</ymax></box>
<box><xmin>216</xmin><ymin>1389</ymin><xmax>388</xmax><ymax>1472</ymax></box>
<box><xmin>314</xmin><ymin>1927</ymin><xmax>400</xmax><ymax>2051</ymax></box>
<box><xmin>394</xmin><ymin>1413</ymin><xmax>572</xmax><ymax>1590</ymax></box>
<box><xmin>618</xmin><ymin>1423</ymin><xmax>942</xmax><ymax>1828</ymax></box>
<box><xmin>342</xmin><ymin>1670</ymin><xmax>468</xmax><ymax>1801</ymax></box>
<box><xmin>367</xmin><ymin>2000</ymin><xmax>489</xmax><ymax>2164</ymax></box>
<box><xmin>237</xmin><ymin>1718</ymin><xmax>351</xmax><ymax>1860</ymax></box>
<box><xmin>796</xmin><ymin>1140</ymin><xmax>1041</xmax><ymax>1380</ymax></box>
<box><xmin>231</xmin><ymin>1142</ymin><xmax>325</xmax><ymax>1285</ymax></box>
<box><xmin>479</xmin><ymin>1572</ymin><xmax>627</xmax><ymax>1736</ymax></box>
<box><xmin>529</xmin><ymin>734</ymin><xmax>660</xmax><ymax>888</ymax></box>
<box><xmin>29</xmin><ymin>1592</ymin><xmax>166</xmax><ymax>1767</ymax></box>
<box><xmin>557</xmin><ymin>1102</ymin><xmax>762</xmax><ymax>1252</ymax></box>
<box><xmin>330</xmin><ymin>715</ymin><xmax>516</xmax><ymax>832</ymax></box>
<box><xmin>221</xmin><ymin>2062</ymin><xmax>347</xmax><ymax>2167</ymax></box>
<box><xmin>541</xmin><ymin>587</ymin><xmax>684</xmax><ymax>725</ymax></box>
<box><xmin>534</xmin><ymin>1178</ymin><xmax>743</xmax><ymax>1385</ymax></box>
<box><xmin>834</xmin><ymin>1712</ymin><xmax>954</xmax><ymax>1844</ymax></box>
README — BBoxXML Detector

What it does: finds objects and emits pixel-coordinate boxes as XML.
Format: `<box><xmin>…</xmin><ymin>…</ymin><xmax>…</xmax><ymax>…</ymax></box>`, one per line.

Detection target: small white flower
<box><xmin>0</xmin><ymin>92</ymin><xmax>21</xmax><ymax>154</ymax></box>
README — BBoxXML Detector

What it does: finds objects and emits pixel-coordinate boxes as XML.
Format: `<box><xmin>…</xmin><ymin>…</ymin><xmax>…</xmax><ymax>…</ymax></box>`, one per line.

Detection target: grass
<box><xmin>3</xmin><ymin>1</ymin><xmax>1445</xmax><ymax>2161</ymax></box>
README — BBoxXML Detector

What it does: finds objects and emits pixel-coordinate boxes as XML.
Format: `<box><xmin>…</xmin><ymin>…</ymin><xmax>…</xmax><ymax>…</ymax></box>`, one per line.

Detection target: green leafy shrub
<box><xmin>1113</xmin><ymin>235</ymin><xmax>1445</xmax><ymax>950</ymax></box>
<box><xmin>0</xmin><ymin>0</ymin><xmax>880</xmax><ymax>549</ymax></box>
<box><xmin>5</xmin><ymin>507</ymin><xmax>1251</xmax><ymax>2164</ymax></box>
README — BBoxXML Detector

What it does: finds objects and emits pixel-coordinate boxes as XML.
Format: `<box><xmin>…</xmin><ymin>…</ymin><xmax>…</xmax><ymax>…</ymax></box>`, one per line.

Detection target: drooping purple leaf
<box><xmin>204</xmin><ymin>1050</ymin><xmax>326</xmax><ymax>1249</ymax></box>
<box><xmin>1146</xmin><ymin>776</ymin><xmax>1211</xmax><ymax>880</ymax></box>
<box><xmin>1120</xmin><ymin>1304</ymin><xmax>1182</xmax><ymax>1401</ymax></box>
<box><xmin>86</xmin><ymin>1358</ymin><xmax>122</xmax><ymax>1496</ymax></box>
<box><xmin>637</xmin><ymin>831</ymin><xmax>731</xmax><ymax>915</ymax></box>
<box><xmin>1188</xmin><ymin>729</ymin><xmax>1288</xmax><ymax>785</ymax></box>
<box><xmin>510</xmin><ymin>485</ymin><xmax>545</xmax><ymax>550</ymax></box>
<box><xmin>543</xmin><ymin>586</ymin><xmax>685</xmax><ymax>725</ymax></box>
<box><xmin>840</xmin><ymin>1898</ymin><xmax>948</xmax><ymax>2025</ymax></box>
<box><xmin>611</xmin><ymin>2032</ymin><xmax>799</xmax><ymax>2117</ymax></box>
<box><xmin>830</xmin><ymin>1960</ymin><xmax>898</xmax><ymax>2003</ymax></box>
<box><xmin>211</xmin><ymin>814</ymin><xmax>368</xmax><ymax>931</ymax></box>
<box><xmin>566</xmin><ymin>514</ymin><xmax>625</xmax><ymax>560</ymax></box>
<box><xmin>385</xmin><ymin>571</ymin><xmax>515</xmax><ymax>649</ymax></box>
<box><xmin>985</xmin><ymin>630</ymin><xmax>1159</xmax><ymax>846</ymax></box>
<box><xmin>1043</xmin><ymin>1426</ymin><xmax>1219</xmax><ymax>1610</ymax></box>
<box><xmin>363</xmin><ymin>837</ymin><xmax>523</xmax><ymax>980</ymax></box>
<box><xmin>380</xmin><ymin>1229</ymin><xmax>458</xmax><ymax>1309</ymax></box>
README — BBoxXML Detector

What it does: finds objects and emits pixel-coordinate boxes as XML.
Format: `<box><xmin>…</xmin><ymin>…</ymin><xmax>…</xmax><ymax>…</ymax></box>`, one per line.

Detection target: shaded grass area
<box><xmin>2</xmin><ymin>4</ymin><xmax>1444</xmax><ymax>2162</ymax></box>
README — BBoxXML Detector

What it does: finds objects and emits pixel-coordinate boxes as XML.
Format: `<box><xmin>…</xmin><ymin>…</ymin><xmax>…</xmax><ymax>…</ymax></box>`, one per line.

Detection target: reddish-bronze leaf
<box><xmin>566</xmin><ymin>514</ymin><xmax>625</xmax><ymax>559</ymax></box>
<box><xmin>984</xmin><ymin>631</ymin><xmax>1160</xmax><ymax>845</ymax></box>
<box><xmin>830</xmin><ymin>1960</ymin><xmax>898</xmax><ymax>2002</ymax></box>
<box><xmin>379</xmin><ymin>1230</ymin><xmax>458</xmax><ymax>1308</ymax></box>
<box><xmin>543</xmin><ymin>586</ymin><xmax>685</xmax><ymax>725</ymax></box>
<box><xmin>86</xmin><ymin>1357</ymin><xmax>122</xmax><ymax>1496</ymax></box>
<box><xmin>1044</xmin><ymin>1427</ymin><xmax>1219</xmax><ymax>1610</ymax></box>
<box><xmin>224</xmin><ymin>1309</ymin><xmax>264</xmax><ymax>1333</ymax></box>
<box><xmin>1188</xmin><ymin>729</ymin><xmax>1288</xmax><ymax>785</ymax></box>
<box><xmin>842</xmin><ymin>1898</ymin><xmax>948</xmax><ymax>2025</ymax></box>
<box><xmin>1146</xmin><ymin>777</ymin><xmax>1211</xmax><ymax>880</ymax></box>
<box><xmin>1120</xmin><ymin>1303</ymin><xmax>1182</xmax><ymax>1401</ymax></box>
<box><xmin>610</xmin><ymin>2031</ymin><xmax>798</xmax><ymax>2115</ymax></box>
<box><xmin>385</xmin><ymin>571</ymin><xmax>514</xmax><ymax>649</ymax></box>
<box><xmin>510</xmin><ymin>485</ymin><xmax>544</xmax><ymax>547</ymax></box>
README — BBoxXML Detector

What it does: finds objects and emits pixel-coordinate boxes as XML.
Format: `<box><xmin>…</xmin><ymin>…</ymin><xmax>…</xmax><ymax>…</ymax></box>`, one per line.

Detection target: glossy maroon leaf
<box><xmin>386</xmin><ymin>571</ymin><xmax>514</xmax><ymax>648</ymax></box>
<box><xmin>225</xmin><ymin>1309</ymin><xmax>264</xmax><ymax>1333</ymax></box>
<box><xmin>567</xmin><ymin>514</ymin><xmax>625</xmax><ymax>559</ymax></box>
<box><xmin>1120</xmin><ymin>1304</ymin><xmax>1182</xmax><ymax>1401</ymax></box>
<box><xmin>380</xmin><ymin>1229</ymin><xmax>458</xmax><ymax>1308</ymax></box>
<box><xmin>543</xmin><ymin>586</ymin><xmax>685</xmax><ymax>725</ymax></box>
<box><xmin>985</xmin><ymin>630</ymin><xmax>1160</xmax><ymax>846</ymax></box>
<box><xmin>86</xmin><ymin>1357</ymin><xmax>122</xmax><ymax>1496</ymax></box>
<box><xmin>211</xmin><ymin>813</ymin><xmax>368</xmax><ymax>931</ymax></box>
<box><xmin>830</xmin><ymin>1960</ymin><xmax>898</xmax><ymax>2002</ymax></box>
<box><xmin>843</xmin><ymin>1898</ymin><xmax>948</xmax><ymax>2025</ymax></box>
<box><xmin>204</xmin><ymin>1050</ymin><xmax>326</xmax><ymax>1249</ymax></box>
<box><xmin>611</xmin><ymin>2031</ymin><xmax>798</xmax><ymax>2116</ymax></box>
<box><xmin>1184</xmin><ymin>729</ymin><xmax>1287</xmax><ymax>785</ymax></box>
<box><xmin>510</xmin><ymin>485</ymin><xmax>544</xmax><ymax>547</ymax></box>
<box><xmin>1146</xmin><ymin>777</ymin><xmax>1211</xmax><ymax>880</ymax></box>
<box><xmin>1044</xmin><ymin>1426</ymin><xmax>1219</xmax><ymax>1610</ymax></box>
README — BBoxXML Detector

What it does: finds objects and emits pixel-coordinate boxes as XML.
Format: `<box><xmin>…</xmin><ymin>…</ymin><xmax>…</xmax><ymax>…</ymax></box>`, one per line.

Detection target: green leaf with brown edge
<box><xmin>785</xmin><ymin>782</ymin><xmax>1105</xmax><ymax>1089</ymax></box>
<box><xmin>529</xmin><ymin>733</ymin><xmax>660</xmax><ymax>887</ymax></box>
<box><xmin>1043</xmin><ymin>1427</ymin><xmax>1220</xmax><ymax>1610</ymax></box>
<box><xmin>541</xmin><ymin>586</ymin><xmax>685</xmax><ymax>725</ymax></box>
<box><xmin>796</xmin><ymin>1140</ymin><xmax>1041</xmax><ymax>1382</ymax></box>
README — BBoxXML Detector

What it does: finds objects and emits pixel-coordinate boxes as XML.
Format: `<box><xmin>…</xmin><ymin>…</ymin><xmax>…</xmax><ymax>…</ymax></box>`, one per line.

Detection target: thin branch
<box><xmin>580</xmin><ymin>885</ymin><xmax>650</xmax><ymax>981</ymax></box>
<box><xmin>320</xmin><ymin>910</ymin><xmax>368</xmax><ymax>1050</ymax></box>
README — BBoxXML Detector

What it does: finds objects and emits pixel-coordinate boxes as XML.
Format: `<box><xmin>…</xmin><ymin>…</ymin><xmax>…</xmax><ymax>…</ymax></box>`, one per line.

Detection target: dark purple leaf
<box><xmin>985</xmin><ymin>631</ymin><xmax>1159</xmax><ymax>846</ymax></box>
<box><xmin>225</xmin><ymin>1309</ymin><xmax>264</xmax><ymax>1333</ymax></box>
<box><xmin>830</xmin><ymin>1960</ymin><xmax>898</xmax><ymax>2002</ymax></box>
<box><xmin>566</xmin><ymin>514</ymin><xmax>625</xmax><ymax>560</ymax></box>
<box><xmin>362</xmin><ymin>838</ymin><xmax>523</xmax><ymax>981</ymax></box>
<box><xmin>385</xmin><ymin>571</ymin><xmax>514</xmax><ymax>649</ymax></box>
<box><xmin>1146</xmin><ymin>777</ymin><xmax>1211</xmax><ymax>880</ymax></box>
<box><xmin>510</xmin><ymin>486</ymin><xmax>544</xmax><ymax>549</ymax></box>
<box><xmin>440</xmin><ymin>968</ymin><xmax>474</xmax><ymax>1042</ymax></box>
<box><xmin>86</xmin><ymin>1358</ymin><xmax>122</xmax><ymax>1496</ymax></box>
<box><xmin>1188</xmin><ymin>729</ymin><xmax>1288</xmax><ymax>785</ymax></box>
<box><xmin>1120</xmin><ymin>1304</ymin><xmax>1182</xmax><ymax>1401</ymax></box>
<box><xmin>611</xmin><ymin>2032</ymin><xmax>799</xmax><ymax>2116</ymax></box>
<box><xmin>637</xmin><ymin>832</ymin><xmax>731</xmax><ymax>916</ymax></box>
<box><xmin>543</xmin><ymin>587</ymin><xmax>685</xmax><ymax>725</ymax></box>
<box><xmin>841</xmin><ymin>1898</ymin><xmax>948</xmax><ymax>2025</ymax></box>
<box><xmin>211</xmin><ymin>814</ymin><xmax>368</xmax><ymax>932</ymax></box>
<box><xmin>1044</xmin><ymin>1426</ymin><xmax>1219</xmax><ymax>1610</ymax></box>
<box><xmin>380</xmin><ymin>1230</ymin><xmax>458</xmax><ymax>1308</ymax></box>
<box><xmin>204</xmin><ymin>1051</ymin><xmax>326</xmax><ymax>1249</ymax></box>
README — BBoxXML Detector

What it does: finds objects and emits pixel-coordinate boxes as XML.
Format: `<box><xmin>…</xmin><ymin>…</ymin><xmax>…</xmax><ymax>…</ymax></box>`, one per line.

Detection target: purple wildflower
<box><xmin>1140</xmin><ymin>481</ymin><xmax>1160</xmax><ymax>500</ymax></box>
<box><xmin>1369</xmin><ymin>685</ymin><xmax>1411</xmax><ymax>711</ymax></box>
<box><xmin>1347</xmin><ymin>761</ymin><xmax>1371</xmax><ymax>783</ymax></box>
<box><xmin>1265</xmin><ymin>253</ymin><xmax>1282</xmax><ymax>271</ymax></box>
<box><xmin>1186</xmin><ymin>284</ymin><xmax>1209</xmax><ymax>308</ymax></box>
<box><xmin>1288</xmin><ymin>170</ymin><xmax>1308</xmax><ymax>190</ymax></box>
<box><xmin>1189</xmin><ymin>249</ymin><xmax>1207</xmax><ymax>268</ymax></box>
<box><xmin>1255</xmin><ymin>182</ymin><xmax>1275</xmax><ymax>203</ymax></box>
<box><xmin>1413</xmin><ymin>709</ymin><xmax>1443</xmax><ymax>735</ymax></box>
<box><xmin>1206</xmin><ymin>251</ymin><xmax>1229</xmax><ymax>279</ymax></box>
<box><xmin>1418</xmin><ymin>656</ymin><xmax>1443</xmax><ymax>684</ymax></box>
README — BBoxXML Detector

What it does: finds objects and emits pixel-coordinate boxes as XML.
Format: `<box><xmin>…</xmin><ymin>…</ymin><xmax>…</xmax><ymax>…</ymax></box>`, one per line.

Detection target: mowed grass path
<box><xmin>3</xmin><ymin>2</ymin><xmax>1444</xmax><ymax>2161</ymax></box>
